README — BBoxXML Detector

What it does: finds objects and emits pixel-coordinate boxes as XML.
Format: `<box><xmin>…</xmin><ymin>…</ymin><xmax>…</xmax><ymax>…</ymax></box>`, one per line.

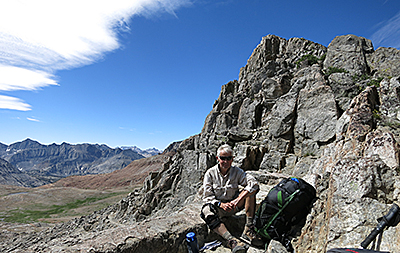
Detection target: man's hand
<box><xmin>220</xmin><ymin>202</ymin><xmax>235</xmax><ymax>211</ymax></box>
<box><xmin>231</xmin><ymin>190</ymin><xmax>251</xmax><ymax>209</ymax></box>
<box><xmin>230</xmin><ymin>197</ymin><xmax>241</xmax><ymax>208</ymax></box>
<box><xmin>220</xmin><ymin>190</ymin><xmax>254</xmax><ymax>211</ymax></box>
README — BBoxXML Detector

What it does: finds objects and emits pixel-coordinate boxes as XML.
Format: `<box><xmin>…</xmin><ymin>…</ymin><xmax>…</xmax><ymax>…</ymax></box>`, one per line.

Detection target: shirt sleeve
<box><xmin>238</xmin><ymin>168</ymin><xmax>259</xmax><ymax>193</ymax></box>
<box><xmin>203</xmin><ymin>169</ymin><xmax>219</xmax><ymax>205</ymax></box>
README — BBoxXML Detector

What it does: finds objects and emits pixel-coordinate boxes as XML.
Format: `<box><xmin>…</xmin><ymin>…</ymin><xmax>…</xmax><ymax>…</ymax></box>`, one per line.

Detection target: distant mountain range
<box><xmin>0</xmin><ymin>139</ymin><xmax>161</xmax><ymax>187</ymax></box>
<box><xmin>119</xmin><ymin>146</ymin><xmax>162</xmax><ymax>157</ymax></box>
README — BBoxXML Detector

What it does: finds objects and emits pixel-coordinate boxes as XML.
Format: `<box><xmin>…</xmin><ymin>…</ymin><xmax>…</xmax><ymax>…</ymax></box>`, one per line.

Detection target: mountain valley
<box><xmin>0</xmin><ymin>152</ymin><xmax>170</xmax><ymax>236</ymax></box>
<box><xmin>0</xmin><ymin>139</ymin><xmax>162</xmax><ymax>187</ymax></box>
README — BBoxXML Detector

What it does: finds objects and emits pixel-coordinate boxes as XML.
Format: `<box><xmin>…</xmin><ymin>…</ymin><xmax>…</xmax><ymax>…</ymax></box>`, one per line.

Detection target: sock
<box><xmin>246</xmin><ymin>216</ymin><xmax>254</xmax><ymax>227</ymax></box>
<box><xmin>222</xmin><ymin>231</ymin><xmax>234</xmax><ymax>241</ymax></box>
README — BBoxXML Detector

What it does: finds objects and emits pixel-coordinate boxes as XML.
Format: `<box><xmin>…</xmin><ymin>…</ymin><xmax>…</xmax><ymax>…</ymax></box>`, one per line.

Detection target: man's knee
<box><xmin>200</xmin><ymin>203</ymin><xmax>221</xmax><ymax>230</ymax></box>
<box><xmin>243</xmin><ymin>190</ymin><xmax>258</xmax><ymax>209</ymax></box>
<box><xmin>248</xmin><ymin>192</ymin><xmax>257</xmax><ymax>201</ymax></box>
<box><xmin>247</xmin><ymin>189</ymin><xmax>258</xmax><ymax>201</ymax></box>
<box><xmin>250</xmin><ymin>189</ymin><xmax>259</xmax><ymax>197</ymax></box>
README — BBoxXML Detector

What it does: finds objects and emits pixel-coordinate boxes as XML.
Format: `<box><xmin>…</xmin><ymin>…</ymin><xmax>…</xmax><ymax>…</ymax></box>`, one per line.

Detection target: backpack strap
<box><xmin>255</xmin><ymin>189</ymin><xmax>301</xmax><ymax>239</ymax></box>
<box><xmin>277</xmin><ymin>191</ymin><xmax>283</xmax><ymax>208</ymax></box>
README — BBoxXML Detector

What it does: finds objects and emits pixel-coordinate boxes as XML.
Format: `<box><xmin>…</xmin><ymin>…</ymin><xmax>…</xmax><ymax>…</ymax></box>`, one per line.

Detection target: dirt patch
<box><xmin>42</xmin><ymin>154</ymin><xmax>169</xmax><ymax>190</ymax></box>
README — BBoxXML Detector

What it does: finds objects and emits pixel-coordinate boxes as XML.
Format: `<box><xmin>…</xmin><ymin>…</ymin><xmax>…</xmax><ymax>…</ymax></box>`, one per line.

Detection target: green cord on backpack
<box><xmin>255</xmin><ymin>189</ymin><xmax>300</xmax><ymax>239</ymax></box>
<box><xmin>253</xmin><ymin>177</ymin><xmax>316</xmax><ymax>252</ymax></box>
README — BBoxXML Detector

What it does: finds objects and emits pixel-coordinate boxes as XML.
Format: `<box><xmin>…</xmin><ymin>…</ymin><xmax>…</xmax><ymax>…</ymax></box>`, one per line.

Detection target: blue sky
<box><xmin>1</xmin><ymin>0</ymin><xmax>400</xmax><ymax>150</ymax></box>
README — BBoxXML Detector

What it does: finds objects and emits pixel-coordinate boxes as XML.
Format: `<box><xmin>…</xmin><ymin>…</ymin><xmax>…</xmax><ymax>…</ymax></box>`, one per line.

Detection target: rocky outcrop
<box><xmin>323</xmin><ymin>34</ymin><xmax>374</xmax><ymax>76</ymax></box>
<box><xmin>0</xmin><ymin>139</ymin><xmax>145</xmax><ymax>186</ymax></box>
<box><xmin>2</xmin><ymin>34</ymin><xmax>400</xmax><ymax>252</ymax></box>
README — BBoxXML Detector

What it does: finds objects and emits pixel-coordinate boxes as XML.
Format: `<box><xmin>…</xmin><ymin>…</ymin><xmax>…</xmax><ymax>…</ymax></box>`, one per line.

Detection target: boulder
<box><xmin>294</xmin><ymin>66</ymin><xmax>337</xmax><ymax>143</ymax></box>
<box><xmin>367</xmin><ymin>47</ymin><xmax>400</xmax><ymax>78</ymax></box>
<box><xmin>323</xmin><ymin>34</ymin><xmax>374</xmax><ymax>76</ymax></box>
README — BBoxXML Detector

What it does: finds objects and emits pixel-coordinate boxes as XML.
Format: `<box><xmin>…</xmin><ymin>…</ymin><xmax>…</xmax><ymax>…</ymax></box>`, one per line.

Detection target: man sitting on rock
<box><xmin>200</xmin><ymin>144</ymin><xmax>263</xmax><ymax>253</ymax></box>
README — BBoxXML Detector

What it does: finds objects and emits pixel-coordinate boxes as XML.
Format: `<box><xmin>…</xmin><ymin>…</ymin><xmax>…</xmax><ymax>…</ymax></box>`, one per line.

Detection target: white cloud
<box><xmin>371</xmin><ymin>10</ymin><xmax>400</xmax><ymax>49</ymax></box>
<box><xmin>0</xmin><ymin>95</ymin><xmax>31</xmax><ymax>111</ymax></box>
<box><xmin>0</xmin><ymin>0</ymin><xmax>191</xmax><ymax>111</ymax></box>
<box><xmin>27</xmin><ymin>117</ymin><xmax>40</xmax><ymax>122</ymax></box>
<box><xmin>0</xmin><ymin>65</ymin><xmax>58</xmax><ymax>91</ymax></box>
<box><xmin>119</xmin><ymin>126</ymin><xmax>136</xmax><ymax>131</ymax></box>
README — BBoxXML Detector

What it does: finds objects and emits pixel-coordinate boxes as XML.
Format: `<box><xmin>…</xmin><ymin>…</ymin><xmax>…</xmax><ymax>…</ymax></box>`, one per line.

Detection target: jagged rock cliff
<box><xmin>2</xmin><ymin>34</ymin><xmax>400</xmax><ymax>252</ymax></box>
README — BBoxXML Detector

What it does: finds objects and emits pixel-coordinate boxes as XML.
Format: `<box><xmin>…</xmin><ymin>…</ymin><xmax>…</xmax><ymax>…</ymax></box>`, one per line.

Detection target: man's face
<box><xmin>217</xmin><ymin>151</ymin><xmax>233</xmax><ymax>170</ymax></box>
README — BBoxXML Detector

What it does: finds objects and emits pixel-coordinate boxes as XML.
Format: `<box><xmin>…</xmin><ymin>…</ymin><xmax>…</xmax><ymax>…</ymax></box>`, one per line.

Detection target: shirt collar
<box><xmin>218</xmin><ymin>164</ymin><xmax>231</xmax><ymax>176</ymax></box>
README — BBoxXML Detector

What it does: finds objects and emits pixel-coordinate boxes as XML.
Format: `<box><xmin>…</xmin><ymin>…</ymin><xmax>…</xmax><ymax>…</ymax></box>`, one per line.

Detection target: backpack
<box><xmin>254</xmin><ymin>177</ymin><xmax>316</xmax><ymax>251</ymax></box>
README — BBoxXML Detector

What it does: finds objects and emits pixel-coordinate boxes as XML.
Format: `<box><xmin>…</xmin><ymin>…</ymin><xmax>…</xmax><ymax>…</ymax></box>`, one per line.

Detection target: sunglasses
<box><xmin>218</xmin><ymin>156</ymin><xmax>233</xmax><ymax>161</ymax></box>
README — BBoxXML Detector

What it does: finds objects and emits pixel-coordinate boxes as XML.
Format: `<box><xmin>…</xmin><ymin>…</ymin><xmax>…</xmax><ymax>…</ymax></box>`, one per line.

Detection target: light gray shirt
<box><xmin>203</xmin><ymin>164</ymin><xmax>259</xmax><ymax>206</ymax></box>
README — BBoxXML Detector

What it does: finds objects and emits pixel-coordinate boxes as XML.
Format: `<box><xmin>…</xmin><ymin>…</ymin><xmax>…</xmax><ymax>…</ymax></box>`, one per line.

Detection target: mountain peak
<box><xmin>120</xmin><ymin>146</ymin><xmax>162</xmax><ymax>157</ymax></box>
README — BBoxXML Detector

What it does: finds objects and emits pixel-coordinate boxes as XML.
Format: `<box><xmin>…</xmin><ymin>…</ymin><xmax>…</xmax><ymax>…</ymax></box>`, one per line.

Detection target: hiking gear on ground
<box><xmin>228</xmin><ymin>238</ymin><xmax>248</xmax><ymax>253</ymax></box>
<box><xmin>241</xmin><ymin>224</ymin><xmax>264</xmax><ymax>247</ymax></box>
<box><xmin>199</xmin><ymin>240</ymin><xmax>222</xmax><ymax>251</ymax></box>
<box><xmin>327</xmin><ymin>204</ymin><xmax>400</xmax><ymax>253</ymax></box>
<box><xmin>186</xmin><ymin>232</ymin><xmax>199</xmax><ymax>253</ymax></box>
<box><xmin>254</xmin><ymin>177</ymin><xmax>316</xmax><ymax>252</ymax></box>
<box><xmin>360</xmin><ymin>203</ymin><xmax>400</xmax><ymax>250</ymax></box>
<box><xmin>327</xmin><ymin>249</ymin><xmax>389</xmax><ymax>253</ymax></box>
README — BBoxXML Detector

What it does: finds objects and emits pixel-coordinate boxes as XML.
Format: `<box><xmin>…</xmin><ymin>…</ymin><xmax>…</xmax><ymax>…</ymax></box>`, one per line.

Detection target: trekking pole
<box><xmin>360</xmin><ymin>203</ymin><xmax>400</xmax><ymax>249</ymax></box>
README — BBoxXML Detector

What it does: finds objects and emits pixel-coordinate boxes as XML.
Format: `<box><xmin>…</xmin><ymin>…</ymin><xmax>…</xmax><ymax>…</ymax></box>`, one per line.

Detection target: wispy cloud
<box><xmin>0</xmin><ymin>0</ymin><xmax>191</xmax><ymax>111</ymax></box>
<box><xmin>371</xmin><ymin>10</ymin><xmax>400</xmax><ymax>49</ymax></box>
<box><xmin>0</xmin><ymin>66</ymin><xmax>58</xmax><ymax>91</ymax></box>
<box><xmin>27</xmin><ymin>117</ymin><xmax>40</xmax><ymax>122</ymax></box>
<box><xmin>119</xmin><ymin>126</ymin><xmax>136</xmax><ymax>131</ymax></box>
<box><xmin>0</xmin><ymin>95</ymin><xmax>31</xmax><ymax>111</ymax></box>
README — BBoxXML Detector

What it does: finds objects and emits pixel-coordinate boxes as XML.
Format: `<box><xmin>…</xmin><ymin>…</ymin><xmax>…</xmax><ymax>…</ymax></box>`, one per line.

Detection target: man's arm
<box><xmin>230</xmin><ymin>189</ymin><xmax>252</xmax><ymax>208</ymax></box>
<box><xmin>203</xmin><ymin>169</ymin><xmax>219</xmax><ymax>206</ymax></box>
<box><xmin>229</xmin><ymin>168</ymin><xmax>259</xmax><ymax>208</ymax></box>
<box><xmin>240</xmin><ymin>171</ymin><xmax>259</xmax><ymax>195</ymax></box>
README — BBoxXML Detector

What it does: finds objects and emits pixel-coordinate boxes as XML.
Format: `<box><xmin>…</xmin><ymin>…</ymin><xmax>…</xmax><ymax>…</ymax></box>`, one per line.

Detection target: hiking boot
<box><xmin>241</xmin><ymin>225</ymin><xmax>264</xmax><ymax>248</ymax></box>
<box><xmin>228</xmin><ymin>238</ymin><xmax>249</xmax><ymax>253</ymax></box>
